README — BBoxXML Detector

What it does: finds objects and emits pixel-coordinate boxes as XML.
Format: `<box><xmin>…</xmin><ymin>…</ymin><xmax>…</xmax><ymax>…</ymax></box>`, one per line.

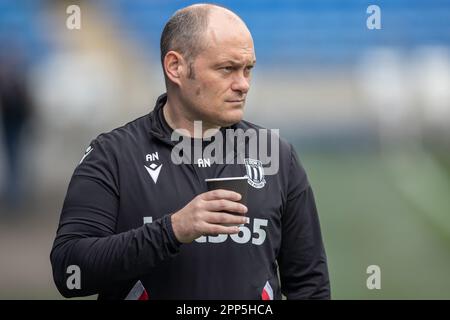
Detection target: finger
<box><xmin>204</xmin><ymin>199</ymin><xmax>247</xmax><ymax>215</ymax></box>
<box><xmin>201</xmin><ymin>189</ymin><xmax>242</xmax><ymax>202</ymax></box>
<box><xmin>204</xmin><ymin>212</ymin><xmax>249</xmax><ymax>225</ymax></box>
<box><xmin>203</xmin><ymin>223</ymin><xmax>241</xmax><ymax>236</ymax></box>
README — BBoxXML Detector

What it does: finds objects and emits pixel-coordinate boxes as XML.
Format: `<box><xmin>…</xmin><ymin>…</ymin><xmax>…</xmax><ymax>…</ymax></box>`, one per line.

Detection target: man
<box><xmin>50</xmin><ymin>4</ymin><xmax>330</xmax><ymax>300</ymax></box>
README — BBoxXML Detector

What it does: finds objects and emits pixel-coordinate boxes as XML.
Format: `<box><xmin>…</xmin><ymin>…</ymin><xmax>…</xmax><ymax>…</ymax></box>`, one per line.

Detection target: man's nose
<box><xmin>231</xmin><ymin>74</ymin><xmax>250</xmax><ymax>94</ymax></box>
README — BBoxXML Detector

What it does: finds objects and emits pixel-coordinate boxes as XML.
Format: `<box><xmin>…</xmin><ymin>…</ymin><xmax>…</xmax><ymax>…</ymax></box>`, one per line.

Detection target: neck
<box><xmin>163</xmin><ymin>94</ymin><xmax>221</xmax><ymax>139</ymax></box>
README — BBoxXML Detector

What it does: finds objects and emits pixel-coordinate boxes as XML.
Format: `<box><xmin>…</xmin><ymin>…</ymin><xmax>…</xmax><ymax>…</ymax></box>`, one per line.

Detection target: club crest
<box><xmin>244</xmin><ymin>158</ymin><xmax>266</xmax><ymax>189</ymax></box>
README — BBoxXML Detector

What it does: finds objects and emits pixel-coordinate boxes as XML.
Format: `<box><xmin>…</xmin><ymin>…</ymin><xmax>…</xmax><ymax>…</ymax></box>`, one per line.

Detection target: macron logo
<box><xmin>79</xmin><ymin>145</ymin><xmax>93</xmax><ymax>164</ymax></box>
<box><xmin>145</xmin><ymin>163</ymin><xmax>162</xmax><ymax>183</ymax></box>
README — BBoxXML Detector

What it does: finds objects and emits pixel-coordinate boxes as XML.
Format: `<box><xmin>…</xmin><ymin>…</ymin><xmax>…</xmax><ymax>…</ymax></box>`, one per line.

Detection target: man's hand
<box><xmin>170</xmin><ymin>189</ymin><xmax>248</xmax><ymax>243</ymax></box>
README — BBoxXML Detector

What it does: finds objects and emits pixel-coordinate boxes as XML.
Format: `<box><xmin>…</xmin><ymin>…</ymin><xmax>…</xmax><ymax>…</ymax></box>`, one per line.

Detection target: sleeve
<box><xmin>278</xmin><ymin>144</ymin><xmax>331</xmax><ymax>299</ymax></box>
<box><xmin>50</xmin><ymin>137</ymin><xmax>182</xmax><ymax>298</ymax></box>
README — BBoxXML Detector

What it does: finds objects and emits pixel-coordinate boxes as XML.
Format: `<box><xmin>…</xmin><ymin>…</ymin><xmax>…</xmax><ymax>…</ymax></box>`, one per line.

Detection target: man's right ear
<box><xmin>164</xmin><ymin>51</ymin><xmax>185</xmax><ymax>86</ymax></box>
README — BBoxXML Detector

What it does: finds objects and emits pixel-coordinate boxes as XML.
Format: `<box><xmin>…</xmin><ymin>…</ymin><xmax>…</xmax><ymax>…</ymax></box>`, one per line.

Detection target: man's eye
<box><xmin>220</xmin><ymin>66</ymin><xmax>234</xmax><ymax>73</ymax></box>
<box><xmin>244</xmin><ymin>66</ymin><xmax>253</xmax><ymax>75</ymax></box>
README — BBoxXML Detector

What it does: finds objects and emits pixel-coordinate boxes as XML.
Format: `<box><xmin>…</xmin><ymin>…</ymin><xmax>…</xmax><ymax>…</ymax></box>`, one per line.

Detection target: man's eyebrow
<box><xmin>215</xmin><ymin>60</ymin><xmax>256</xmax><ymax>67</ymax></box>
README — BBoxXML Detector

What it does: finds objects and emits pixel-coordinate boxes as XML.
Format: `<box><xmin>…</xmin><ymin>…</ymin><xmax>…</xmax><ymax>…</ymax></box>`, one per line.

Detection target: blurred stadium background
<box><xmin>0</xmin><ymin>0</ymin><xmax>449</xmax><ymax>299</ymax></box>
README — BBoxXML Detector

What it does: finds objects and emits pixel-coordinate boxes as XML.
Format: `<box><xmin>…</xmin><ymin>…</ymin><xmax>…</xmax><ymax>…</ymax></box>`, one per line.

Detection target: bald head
<box><xmin>160</xmin><ymin>4</ymin><xmax>252</xmax><ymax>78</ymax></box>
<box><xmin>161</xmin><ymin>4</ymin><xmax>256</xmax><ymax>131</ymax></box>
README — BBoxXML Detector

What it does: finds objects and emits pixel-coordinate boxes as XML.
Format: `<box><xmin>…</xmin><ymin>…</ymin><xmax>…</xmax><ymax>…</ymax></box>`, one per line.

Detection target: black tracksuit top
<box><xmin>50</xmin><ymin>93</ymin><xmax>330</xmax><ymax>300</ymax></box>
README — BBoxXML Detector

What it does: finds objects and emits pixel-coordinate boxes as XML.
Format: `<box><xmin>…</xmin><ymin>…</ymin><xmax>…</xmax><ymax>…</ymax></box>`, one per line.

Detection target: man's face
<box><xmin>178</xmin><ymin>14</ymin><xmax>256</xmax><ymax>128</ymax></box>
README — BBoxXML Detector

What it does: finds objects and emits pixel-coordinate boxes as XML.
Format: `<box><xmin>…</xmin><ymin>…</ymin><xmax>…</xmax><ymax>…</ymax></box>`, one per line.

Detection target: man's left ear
<box><xmin>164</xmin><ymin>51</ymin><xmax>186</xmax><ymax>86</ymax></box>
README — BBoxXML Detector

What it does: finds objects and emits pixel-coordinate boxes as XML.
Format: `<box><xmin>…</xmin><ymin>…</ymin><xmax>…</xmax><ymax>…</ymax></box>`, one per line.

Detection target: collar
<box><xmin>148</xmin><ymin>93</ymin><xmax>251</xmax><ymax>163</ymax></box>
<box><xmin>148</xmin><ymin>93</ymin><xmax>174</xmax><ymax>146</ymax></box>
<box><xmin>148</xmin><ymin>93</ymin><xmax>240</xmax><ymax>144</ymax></box>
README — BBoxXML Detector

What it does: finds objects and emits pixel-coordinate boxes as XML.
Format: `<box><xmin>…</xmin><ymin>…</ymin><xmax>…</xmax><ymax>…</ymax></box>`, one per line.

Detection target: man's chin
<box><xmin>219</xmin><ymin>111</ymin><xmax>244</xmax><ymax>127</ymax></box>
